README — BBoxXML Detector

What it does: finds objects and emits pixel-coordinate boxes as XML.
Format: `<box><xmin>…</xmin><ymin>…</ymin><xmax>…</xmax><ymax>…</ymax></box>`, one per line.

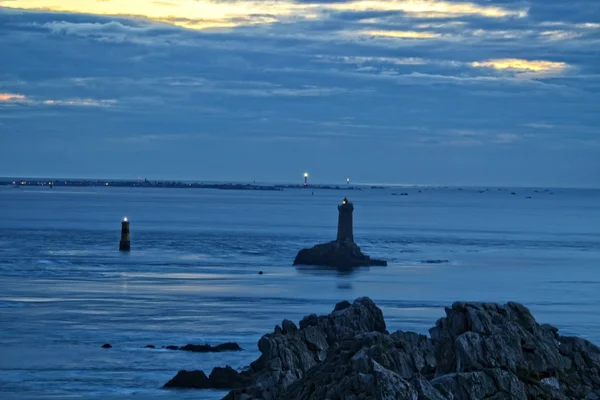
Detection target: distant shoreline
<box><xmin>0</xmin><ymin>178</ymin><xmax>364</xmax><ymax>192</ymax></box>
<box><xmin>0</xmin><ymin>178</ymin><xmax>597</xmax><ymax>191</ymax></box>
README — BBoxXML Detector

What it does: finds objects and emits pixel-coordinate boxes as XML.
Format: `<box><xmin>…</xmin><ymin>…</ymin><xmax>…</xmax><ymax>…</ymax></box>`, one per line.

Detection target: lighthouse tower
<box><xmin>336</xmin><ymin>197</ymin><xmax>354</xmax><ymax>244</ymax></box>
<box><xmin>119</xmin><ymin>218</ymin><xmax>131</xmax><ymax>251</ymax></box>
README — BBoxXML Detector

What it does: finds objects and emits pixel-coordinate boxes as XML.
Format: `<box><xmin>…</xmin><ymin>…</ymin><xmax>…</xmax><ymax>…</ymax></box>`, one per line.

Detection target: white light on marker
<box><xmin>123</xmin><ymin>217</ymin><xmax>128</xmax><ymax>222</ymax></box>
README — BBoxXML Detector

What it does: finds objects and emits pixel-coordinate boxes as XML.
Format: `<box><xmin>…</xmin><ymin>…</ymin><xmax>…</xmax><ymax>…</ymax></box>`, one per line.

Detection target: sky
<box><xmin>0</xmin><ymin>1</ymin><xmax>598</xmax><ymax>187</ymax></box>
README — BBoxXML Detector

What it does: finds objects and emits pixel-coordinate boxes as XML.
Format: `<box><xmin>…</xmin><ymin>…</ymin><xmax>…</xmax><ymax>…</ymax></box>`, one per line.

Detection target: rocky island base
<box><xmin>293</xmin><ymin>240</ymin><xmax>387</xmax><ymax>267</ymax></box>
<box><xmin>164</xmin><ymin>297</ymin><xmax>600</xmax><ymax>400</ymax></box>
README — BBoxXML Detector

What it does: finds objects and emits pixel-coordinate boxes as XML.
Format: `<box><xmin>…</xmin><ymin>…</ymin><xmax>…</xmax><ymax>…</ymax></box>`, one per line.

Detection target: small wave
<box><xmin>36</xmin><ymin>259</ymin><xmax>72</xmax><ymax>266</ymax></box>
<box><xmin>0</xmin><ymin>301</ymin><xmax>25</xmax><ymax>308</ymax></box>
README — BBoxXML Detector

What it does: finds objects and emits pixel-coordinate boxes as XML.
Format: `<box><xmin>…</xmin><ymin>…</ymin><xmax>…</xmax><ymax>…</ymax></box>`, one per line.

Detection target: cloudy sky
<box><xmin>0</xmin><ymin>0</ymin><xmax>598</xmax><ymax>187</ymax></box>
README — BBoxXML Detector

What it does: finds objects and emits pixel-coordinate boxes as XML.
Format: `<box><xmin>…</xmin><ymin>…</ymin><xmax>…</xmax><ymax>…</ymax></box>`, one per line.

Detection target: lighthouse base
<box><xmin>293</xmin><ymin>240</ymin><xmax>386</xmax><ymax>268</ymax></box>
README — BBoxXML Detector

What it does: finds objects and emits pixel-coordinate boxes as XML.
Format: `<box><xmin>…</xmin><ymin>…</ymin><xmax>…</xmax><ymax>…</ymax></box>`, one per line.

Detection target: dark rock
<box><xmin>293</xmin><ymin>240</ymin><xmax>386</xmax><ymax>268</ymax></box>
<box><xmin>160</xmin><ymin>297</ymin><xmax>600</xmax><ymax>399</ymax></box>
<box><xmin>164</xmin><ymin>366</ymin><xmax>251</xmax><ymax>390</ymax></box>
<box><xmin>421</xmin><ymin>260</ymin><xmax>450</xmax><ymax>264</ymax></box>
<box><xmin>208</xmin><ymin>366</ymin><xmax>252</xmax><ymax>389</ymax></box>
<box><xmin>180</xmin><ymin>342</ymin><xmax>242</xmax><ymax>353</ymax></box>
<box><xmin>214</xmin><ymin>342</ymin><xmax>243</xmax><ymax>352</ymax></box>
<box><xmin>333</xmin><ymin>300</ymin><xmax>351</xmax><ymax>312</ymax></box>
<box><xmin>164</xmin><ymin>370</ymin><xmax>209</xmax><ymax>388</ymax></box>
<box><xmin>163</xmin><ymin>342</ymin><xmax>241</xmax><ymax>353</ymax></box>
<box><xmin>224</xmin><ymin>297</ymin><xmax>386</xmax><ymax>399</ymax></box>
<box><xmin>429</xmin><ymin>302</ymin><xmax>569</xmax><ymax>377</ymax></box>
<box><xmin>432</xmin><ymin>369</ymin><xmax>527</xmax><ymax>399</ymax></box>
<box><xmin>258</xmin><ymin>271</ymin><xmax>263</xmax><ymax>275</ymax></box>
<box><xmin>101</xmin><ymin>343</ymin><xmax>112</xmax><ymax>349</ymax></box>
<box><xmin>145</xmin><ymin>345</ymin><xmax>155</xmax><ymax>349</ymax></box>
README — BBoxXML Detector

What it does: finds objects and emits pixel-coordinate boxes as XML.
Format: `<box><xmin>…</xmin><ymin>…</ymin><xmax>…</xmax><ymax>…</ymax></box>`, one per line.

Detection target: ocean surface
<box><xmin>0</xmin><ymin>185</ymin><xmax>599</xmax><ymax>399</ymax></box>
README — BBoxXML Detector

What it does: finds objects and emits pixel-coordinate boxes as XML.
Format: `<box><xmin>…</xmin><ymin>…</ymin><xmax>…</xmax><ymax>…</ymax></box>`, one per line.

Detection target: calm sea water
<box><xmin>0</xmin><ymin>186</ymin><xmax>599</xmax><ymax>399</ymax></box>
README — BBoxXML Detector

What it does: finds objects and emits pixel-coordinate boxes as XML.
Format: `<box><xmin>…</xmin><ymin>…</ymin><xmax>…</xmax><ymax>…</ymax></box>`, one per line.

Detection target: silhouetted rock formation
<box><xmin>161</xmin><ymin>297</ymin><xmax>600</xmax><ymax>400</ymax></box>
<box><xmin>164</xmin><ymin>366</ymin><xmax>251</xmax><ymax>390</ymax></box>
<box><xmin>294</xmin><ymin>241</ymin><xmax>387</xmax><ymax>267</ymax></box>
<box><xmin>294</xmin><ymin>198</ymin><xmax>387</xmax><ymax>267</ymax></box>
<box><xmin>163</xmin><ymin>342</ymin><xmax>242</xmax><ymax>353</ymax></box>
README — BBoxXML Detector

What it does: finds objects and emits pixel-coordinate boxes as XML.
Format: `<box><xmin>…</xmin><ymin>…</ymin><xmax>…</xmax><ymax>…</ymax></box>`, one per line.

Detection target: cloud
<box><xmin>0</xmin><ymin>92</ymin><xmax>117</xmax><ymax>107</ymax></box>
<box><xmin>39</xmin><ymin>20</ymin><xmax>156</xmax><ymax>36</ymax></box>
<box><xmin>1</xmin><ymin>0</ymin><xmax>529</xmax><ymax>30</ymax></box>
<box><xmin>361</xmin><ymin>30</ymin><xmax>440</xmax><ymax>39</ymax></box>
<box><xmin>472</xmin><ymin>59</ymin><xmax>571</xmax><ymax>78</ymax></box>
<box><xmin>0</xmin><ymin>93</ymin><xmax>27</xmax><ymax>102</ymax></box>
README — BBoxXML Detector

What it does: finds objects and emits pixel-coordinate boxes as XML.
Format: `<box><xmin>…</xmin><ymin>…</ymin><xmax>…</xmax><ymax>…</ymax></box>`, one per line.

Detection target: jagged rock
<box><xmin>293</xmin><ymin>240</ymin><xmax>387</xmax><ymax>268</ymax></box>
<box><xmin>223</xmin><ymin>298</ymin><xmax>386</xmax><ymax>400</ymax></box>
<box><xmin>159</xmin><ymin>297</ymin><xmax>600</xmax><ymax>400</ymax></box>
<box><xmin>164</xmin><ymin>366</ymin><xmax>251</xmax><ymax>390</ymax></box>
<box><xmin>431</xmin><ymin>369</ymin><xmax>527</xmax><ymax>399</ymax></box>
<box><xmin>280</xmin><ymin>331</ymin><xmax>431</xmax><ymax>400</ymax></box>
<box><xmin>429</xmin><ymin>302</ymin><xmax>569</xmax><ymax>380</ymax></box>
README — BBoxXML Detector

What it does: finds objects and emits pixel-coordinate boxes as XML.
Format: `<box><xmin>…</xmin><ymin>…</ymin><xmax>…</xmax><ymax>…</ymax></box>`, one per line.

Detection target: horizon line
<box><xmin>0</xmin><ymin>176</ymin><xmax>598</xmax><ymax>190</ymax></box>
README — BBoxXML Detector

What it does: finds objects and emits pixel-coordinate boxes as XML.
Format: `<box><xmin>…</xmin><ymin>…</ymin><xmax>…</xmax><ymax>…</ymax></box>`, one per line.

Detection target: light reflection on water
<box><xmin>0</xmin><ymin>186</ymin><xmax>599</xmax><ymax>399</ymax></box>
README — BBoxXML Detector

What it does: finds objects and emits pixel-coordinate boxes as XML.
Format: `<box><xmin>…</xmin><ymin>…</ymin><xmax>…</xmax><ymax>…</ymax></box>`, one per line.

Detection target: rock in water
<box><xmin>164</xmin><ymin>366</ymin><xmax>251</xmax><ymax>390</ymax></box>
<box><xmin>163</xmin><ymin>342</ymin><xmax>242</xmax><ymax>353</ymax></box>
<box><xmin>101</xmin><ymin>343</ymin><xmax>112</xmax><ymax>349</ymax></box>
<box><xmin>179</xmin><ymin>342</ymin><xmax>242</xmax><ymax>353</ymax></box>
<box><xmin>164</xmin><ymin>370</ymin><xmax>209</xmax><ymax>389</ymax></box>
<box><xmin>217</xmin><ymin>297</ymin><xmax>600</xmax><ymax>400</ymax></box>
<box><xmin>293</xmin><ymin>240</ymin><xmax>387</xmax><ymax>268</ymax></box>
<box><xmin>223</xmin><ymin>298</ymin><xmax>386</xmax><ymax>399</ymax></box>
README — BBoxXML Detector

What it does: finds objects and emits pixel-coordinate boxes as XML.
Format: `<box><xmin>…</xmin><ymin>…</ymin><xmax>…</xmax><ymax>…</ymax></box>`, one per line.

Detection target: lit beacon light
<box><xmin>123</xmin><ymin>217</ymin><xmax>128</xmax><ymax>222</ymax></box>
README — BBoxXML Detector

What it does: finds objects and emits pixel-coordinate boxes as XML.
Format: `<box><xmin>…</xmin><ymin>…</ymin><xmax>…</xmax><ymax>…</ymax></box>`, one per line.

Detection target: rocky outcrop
<box><xmin>163</xmin><ymin>298</ymin><xmax>600</xmax><ymax>400</ymax></box>
<box><xmin>220</xmin><ymin>297</ymin><xmax>385</xmax><ymax>399</ymax></box>
<box><xmin>164</xmin><ymin>366</ymin><xmax>251</xmax><ymax>389</ymax></box>
<box><xmin>293</xmin><ymin>241</ymin><xmax>387</xmax><ymax>268</ymax></box>
<box><xmin>163</xmin><ymin>342</ymin><xmax>242</xmax><ymax>353</ymax></box>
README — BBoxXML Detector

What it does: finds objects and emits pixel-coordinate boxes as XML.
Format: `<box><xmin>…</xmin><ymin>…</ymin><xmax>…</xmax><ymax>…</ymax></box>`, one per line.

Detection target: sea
<box><xmin>0</xmin><ymin>185</ymin><xmax>599</xmax><ymax>399</ymax></box>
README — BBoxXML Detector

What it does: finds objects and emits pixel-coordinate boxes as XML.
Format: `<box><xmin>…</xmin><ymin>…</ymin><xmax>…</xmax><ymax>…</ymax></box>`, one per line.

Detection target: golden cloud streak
<box><xmin>364</xmin><ymin>30</ymin><xmax>440</xmax><ymax>39</ymax></box>
<box><xmin>472</xmin><ymin>59</ymin><xmax>568</xmax><ymax>73</ymax></box>
<box><xmin>0</xmin><ymin>93</ymin><xmax>27</xmax><ymax>102</ymax></box>
<box><xmin>0</xmin><ymin>0</ymin><xmax>528</xmax><ymax>30</ymax></box>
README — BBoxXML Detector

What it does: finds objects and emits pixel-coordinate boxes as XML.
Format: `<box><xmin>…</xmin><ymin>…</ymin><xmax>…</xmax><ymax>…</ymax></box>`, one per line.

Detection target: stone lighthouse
<box><xmin>293</xmin><ymin>197</ymin><xmax>386</xmax><ymax>267</ymax></box>
<box><xmin>337</xmin><ymin>197</ymin><xmax>354</xmax><ymax>244</ymax></box>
